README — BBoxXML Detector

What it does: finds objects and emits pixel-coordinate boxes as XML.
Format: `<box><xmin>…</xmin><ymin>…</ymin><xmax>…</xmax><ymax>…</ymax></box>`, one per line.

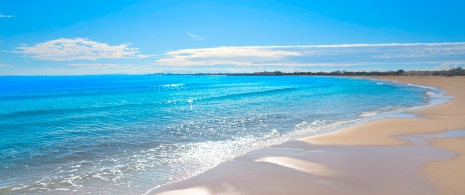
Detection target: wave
<box><xmin>200</xmin><ymin>87</ymin><xmax>299</xmax><ymax>102</ymax></box>
<box><xmin>0</xmin><ymin>85</ymin><xmax>158</xmax><ymax>101</ymax></box>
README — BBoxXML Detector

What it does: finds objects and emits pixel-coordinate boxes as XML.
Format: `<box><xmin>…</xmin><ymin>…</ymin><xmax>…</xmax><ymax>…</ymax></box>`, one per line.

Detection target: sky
<box><xmin>1</xmin><ymin>0</ymin><xmax>465</xmax><ymax>75</ymax></box>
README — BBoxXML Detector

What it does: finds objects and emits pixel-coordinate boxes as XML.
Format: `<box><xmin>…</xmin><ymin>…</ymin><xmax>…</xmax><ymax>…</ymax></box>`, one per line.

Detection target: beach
<box><xmin>1</xmin><ymin>75</ymin><xmax>436</xmax><ymax>194</ymax></box>
<box><xmin>151</xmin><ymin>76</ymin><xmax>465</xmax><ymax>195</ymax></box>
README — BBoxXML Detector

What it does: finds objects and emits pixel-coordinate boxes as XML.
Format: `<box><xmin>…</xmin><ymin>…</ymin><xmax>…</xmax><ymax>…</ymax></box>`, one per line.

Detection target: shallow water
<box><xmin>0</xmin><ymin>75</ymin><xmax>442</xmax><ymax>194</ymax></box>
<box><xmin>398</xmin><ymin>130</ymin><xmax>465</xmax><ymax>145</ymax></box>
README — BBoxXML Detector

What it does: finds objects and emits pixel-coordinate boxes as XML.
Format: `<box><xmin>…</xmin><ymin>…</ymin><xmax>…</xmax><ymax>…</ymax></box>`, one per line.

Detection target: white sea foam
<box><xmin>426</xmin><ymin>91</ymin><xmax>435</xmax><ymax>96</ymax></box>
<box><xmin>407</xmin><ymin>83</ymin><xmax>434</xmax><ymax>90</ymax></box>
<box><xmin>145</xmin><ymin>131</ymin><xmax>290</xmax><ymax>194</ymax></box>
<box><xmin>360</xmin><ymin>111</ymin><xmax>377</xmax><ymax>118</ymax></box>
<box><xmin>155</xmin><ymin>84</ymin><xmax>185</xmax><ymax>91</ymax></box>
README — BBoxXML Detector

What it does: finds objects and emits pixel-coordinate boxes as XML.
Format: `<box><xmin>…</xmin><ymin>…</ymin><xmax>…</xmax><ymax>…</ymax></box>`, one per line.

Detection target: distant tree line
<box><xmin>244</xmin><ymin>68</ymin><xmax>465</xmax><ymax>76</ymax></box>
<box><xmin>155</xmin><ymin>67</ymin><xmax>465</xmax><ymax>76</ymax></box>
<box><xmin>431</xmin><ymin>67</ymin><xmax>465</xmax><ymax>76</ymax></box>
<box><xmin>190</xmin><ymin>70</ymin><xmax>407</xmax><ymax>76</ymax></box>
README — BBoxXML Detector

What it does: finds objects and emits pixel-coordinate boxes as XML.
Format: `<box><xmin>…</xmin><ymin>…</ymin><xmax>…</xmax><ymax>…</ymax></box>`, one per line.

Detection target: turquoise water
<box><xmin>0</xmin><ymin>75</ymin><xmax>439</xmax><ymax>194</ymax></box>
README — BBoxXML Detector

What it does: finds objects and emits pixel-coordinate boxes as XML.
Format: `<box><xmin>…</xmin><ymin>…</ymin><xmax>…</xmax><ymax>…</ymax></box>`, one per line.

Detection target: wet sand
<box><xmin>151</xmin><ymin>76</ymin><xmax>465</xmax><ymax>195</ymax></box>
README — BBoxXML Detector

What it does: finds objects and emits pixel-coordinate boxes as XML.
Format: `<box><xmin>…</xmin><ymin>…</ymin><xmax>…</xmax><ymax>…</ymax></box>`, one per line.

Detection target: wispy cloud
<box><xmin>67</xmin><ymin>63</ymin><xmax>159</xmax><ymax>75</ymax></box>
<box><xmin>187</xmin><ymin>32</ymin><xmax>202</xmax><ymax>40</ymax></box>
<box><xmin>0</xmin><ymin>63</ymin><xmax>13</xmax><ymax>67</ymax></box>
<box><xmin>156</xmin><ymin>42</ymin><xmax>465</xmax><ymax>67</ymax></box>
<box><xmin>17</xmin><ymin>38</ymin><xmax>149</xmax><ymax>61</ymax></box>
<box><xmin>69</xmin><ymin>63</ymin><xmax>137</xmax><ymax>68</ymax></box>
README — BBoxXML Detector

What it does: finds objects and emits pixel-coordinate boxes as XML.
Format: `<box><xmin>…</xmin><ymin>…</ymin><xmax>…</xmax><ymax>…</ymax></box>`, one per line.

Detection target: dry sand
<box><xmin>151</xmin><ymin>76</ymin><xmax>465</xmax><ymax>195</ymax></box>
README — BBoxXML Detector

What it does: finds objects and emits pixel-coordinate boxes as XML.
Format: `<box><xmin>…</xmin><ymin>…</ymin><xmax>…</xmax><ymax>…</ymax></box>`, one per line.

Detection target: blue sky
<box><xmin>1</xmin><ymin>0</ymin><xmax>465</xmax><ymax>75</ymax></box>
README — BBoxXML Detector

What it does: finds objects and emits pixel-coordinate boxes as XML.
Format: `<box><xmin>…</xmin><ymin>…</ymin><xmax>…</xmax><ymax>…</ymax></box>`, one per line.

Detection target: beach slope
<box><xmin>151</xmin><ymin>76</ymin><xmax>465</xmax><ymax>195</ymax></box>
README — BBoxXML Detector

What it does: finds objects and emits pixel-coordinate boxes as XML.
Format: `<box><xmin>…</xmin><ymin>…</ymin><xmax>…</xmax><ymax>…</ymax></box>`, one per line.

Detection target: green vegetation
<box><xmin>432</xmin><ymin>67</ymin><xmax>465</xmax><ymax>76</ymax></box>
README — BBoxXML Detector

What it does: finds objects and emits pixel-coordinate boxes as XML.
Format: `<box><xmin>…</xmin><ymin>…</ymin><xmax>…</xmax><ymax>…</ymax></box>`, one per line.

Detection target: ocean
<box><xmin>0</xmin><ymin>75</ymin><xmax>444</xmax><ymax>194</ymax></box>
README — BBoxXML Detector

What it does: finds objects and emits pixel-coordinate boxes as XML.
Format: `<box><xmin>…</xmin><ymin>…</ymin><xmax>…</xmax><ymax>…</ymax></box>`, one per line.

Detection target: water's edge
<box><xmin>144</xmin><ymin>77</ymin><xmax>453</xmax><ymax>194</ymax></box>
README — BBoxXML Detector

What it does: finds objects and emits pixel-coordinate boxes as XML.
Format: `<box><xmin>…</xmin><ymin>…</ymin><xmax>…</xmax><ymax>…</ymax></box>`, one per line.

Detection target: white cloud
<box><xmin>158</xmin><ymin>46</ymin><xmax>303</xmax><ymax>66</ymax></box>
<box><xmin>187</xmin><ymin>32</ymin><xmax>202</xmax><ymax>40</ymax></box>
<box><xmin>438</xmin><ymin>62</ymin><xmax>465</xmax><ymax>70</ymax></box>
<box><xmin>156</xmin><ymin>42</ymin><xmax>465</xmax><ymax>67</ymax></box>
<box><xmin>17</xmin><ymin>38</ymin><xmax>147</xmax><ymax>61</ymax></box>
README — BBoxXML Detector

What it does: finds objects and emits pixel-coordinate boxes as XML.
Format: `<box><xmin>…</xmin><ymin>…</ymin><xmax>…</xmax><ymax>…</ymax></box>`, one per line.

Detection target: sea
<box><xmin>0</xmin><ymin>75</ymin><xmax>447</xmax><ymax>194</ymax></box>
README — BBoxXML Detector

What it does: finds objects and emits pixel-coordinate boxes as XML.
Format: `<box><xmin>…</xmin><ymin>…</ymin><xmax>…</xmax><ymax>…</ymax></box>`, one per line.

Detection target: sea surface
<box><xmin>0</xmin><ymin>75</ymin><xmax>445</xmax><ymax>194</ymax></box>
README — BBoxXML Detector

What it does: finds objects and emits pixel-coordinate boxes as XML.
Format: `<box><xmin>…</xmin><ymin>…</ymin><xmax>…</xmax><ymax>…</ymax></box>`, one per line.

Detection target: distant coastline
<box><xmin>152</xmin><ymin>67</ymin><xmax>465</xmax><ymax>77</ymax></box>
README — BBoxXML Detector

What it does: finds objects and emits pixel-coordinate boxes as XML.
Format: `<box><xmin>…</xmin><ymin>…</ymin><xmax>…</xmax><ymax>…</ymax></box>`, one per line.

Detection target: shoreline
<box><xmin>151</xmin><ymin>76</ymin><xmax>465</xmax><ymax>195</ymax></box>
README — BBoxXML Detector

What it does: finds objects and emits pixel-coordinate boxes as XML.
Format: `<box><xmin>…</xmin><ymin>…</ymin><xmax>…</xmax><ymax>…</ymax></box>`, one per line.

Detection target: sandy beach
<box><xmin>151</xmin><ymin>76</ymin><xmax>465</xmax><ymax>195</ymax></box>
